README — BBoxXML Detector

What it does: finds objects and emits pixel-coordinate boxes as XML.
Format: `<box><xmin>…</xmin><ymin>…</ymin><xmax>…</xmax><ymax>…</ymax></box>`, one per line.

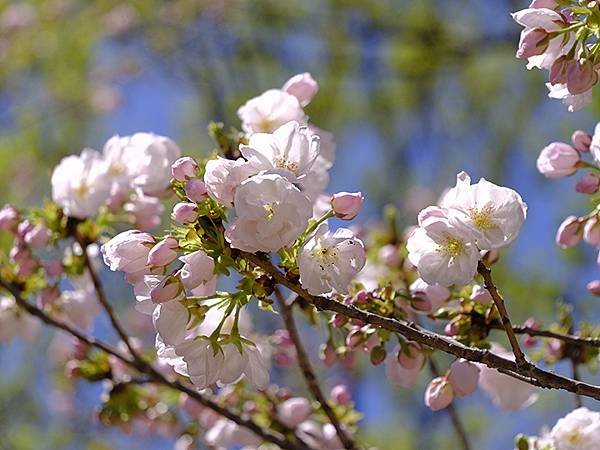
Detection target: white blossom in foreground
<box><xmin>298</xmin><ymin>227</ymin><xmax>366</xmax><ymax>295</ymax></box>
<box><xmin>477</xmin><ymin>343</ymin><xmax>538</xmax><ymax>411</ymax></box>
<box><xmin>0</xmin><ymin>296</ymin><xmax>39</xmax><ymax>344</ymax></box>
<box><xmin>205</xmin><ymin>418</ymin><xmax>261</xmax><ymax>448</ymax></box>
<box><xmin>122</xmin><ymin>132</ymin><xmax>181</xmax><ymax>195</ymax></box>
<box><xmin>237</xmin><ymin>89</ymin><xmax>307</xmax><ymax>134</ymax></box>
<box><xmin>549</xmin><ymin>407</ymin><xmax>600</xmax><ymax>450</ymax></box>
<box><xmin>282</xmin><ymin>72</ymin><xmax>319</xmax><ymax>106</ymax></box>
<box><xmin>101</xmin><ymin>230</ymin><xmax>155</xmax><ymax>273</ymax></box>
<box><xmin>440</xmin><ymin>171</ymin><xmax>527</xmax><ymax>249</ymax></box>
<box><xmin>240</xmin><ymin>120</ymin><xmax>320</xmax><ymax>182</ymax></box>
<box><xmin>203</xmin><ymin>157</ymin><xmax>254</xmax><ymax>207</ymax></box>
<box><xmin>406</xmin><ymin>206</ymin><xmax>479</xmax><ymax>286</ymax></box>
<box><xmin>152</xmin><ymin>300</ymin><xmax>188</xmax><ymax>346</ymax></box>
<box><xmin>226</xmin><ymin>173</ymin><xmax>312</xmax><ymax>253</ymax></box>
<box><xmin>51</xmin><ymin>149</ymin><xmax>110</xmax><ymax>219</ymax></box>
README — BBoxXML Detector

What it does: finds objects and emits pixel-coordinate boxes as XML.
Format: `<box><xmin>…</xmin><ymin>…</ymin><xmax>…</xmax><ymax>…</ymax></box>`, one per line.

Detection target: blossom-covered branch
<box><xmin>241</xmin><ymin>251</ymin><xmax>600</xmax><ymax>402</ymax></box>
<box><xmin>0</xmin><ymin>276</ymin><xmax>312</xmax><ymax>450</ymax></box>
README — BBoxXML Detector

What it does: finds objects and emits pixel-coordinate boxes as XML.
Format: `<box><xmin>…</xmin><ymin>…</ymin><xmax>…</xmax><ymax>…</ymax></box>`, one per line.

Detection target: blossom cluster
<box><xmin>51</xmin><ymin>132</ymin><xmax>180</xmax><ymax>227</ymax></box>
<box><xmin>513</xmin><ymin>1</ymin><xmax>600</xmax><ymax>111</ymax></box>
<box><xmin>536</xmin><ymin>122</ymin><xmax>600</xmax><ymax>294</ymax></box>
<box><xmin>406</xmin><ymin>171</ymin><xmax>527</xmax><ymax>287</ymax></box>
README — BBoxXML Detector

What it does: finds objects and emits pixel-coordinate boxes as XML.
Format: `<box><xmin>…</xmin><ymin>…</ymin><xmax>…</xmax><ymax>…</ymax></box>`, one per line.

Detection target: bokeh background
<box><xmin>1</xmin><ymin>0</ymin><xmax>600</xmax><ymax>449</ymax></box>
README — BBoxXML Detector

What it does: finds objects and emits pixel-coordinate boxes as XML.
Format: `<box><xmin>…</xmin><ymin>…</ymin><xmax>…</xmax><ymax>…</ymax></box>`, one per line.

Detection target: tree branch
<box><xmin>241</xmin><ymin>251</ymin><xmax>600</xmax><ymax>402</ymax></box>
<box><xmin>477</xmin><ymin>261</ymin><xmax>527</xmax><ymax>368</ymax></box>
<box><xmin>0</xmin><ymin>277</ymin><xmax>312</xmax><ymax>450</ymax></box>
<box><xmin>274</xmin><ymin>287</ymin><xmax>358</xmax><ymax>450</ymax></box>
<box><xmin>489</xmin><ymin>322</ymin><xmax>600</xmax><ymax>348</ymax></box>
<box><xmin>81</xmin><ymin>245</ymin><xmax>140</xmax><ymax>360</ymax></box>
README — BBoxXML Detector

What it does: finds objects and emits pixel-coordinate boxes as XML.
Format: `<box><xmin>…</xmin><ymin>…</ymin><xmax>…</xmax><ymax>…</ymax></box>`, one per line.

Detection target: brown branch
<box><xmin>241</xmin><ymin>251</ymin><xmax>600</xmax><ymax>402</ymax></box>
<box><xmin>0</xmin><ymin>278</ymin><xmax>311</xmax><ymax>450</ymax></box>
<box><xmin>274</xmin><ymin>287</ymin><xmax>358</xmax><ymax>450</ymax></box>
<box><xmin>572</xmin><ymin>360</ymin><xmax>583</xmax><ymax>408</ymax></box>
<box><xmin>477</xmin><ymin>261</ymin><xmax>527</xmax><ymax>368</ymax></box>
<box><xmin>428</xmin><ymin>357</ymin><xmax>471</xmax><ymax>450</ymax></box>
<box><xmin>488</xmin><ymin>323</ymin><xmax>600</xmax><ymax>348</ymax></box>
<box><xmin>81</xmin><ymin>246</ymin><xmax>140</xmax><ymax>360</ymax></box>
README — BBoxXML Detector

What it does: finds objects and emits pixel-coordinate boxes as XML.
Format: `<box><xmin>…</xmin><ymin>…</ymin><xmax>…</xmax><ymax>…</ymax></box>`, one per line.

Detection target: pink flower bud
<box><xmin>171</xmin><ymin>157</ymin><xmax>198</xmax><ymax>181</ymax></box>
<box><xmin>572</xmin><ymin>130</ymin><xmax>592</xmax><ymax>152</ymax></box>
<box><xmin>331</xmin><ymin>192</ymin><xmax>363</xmax><ymax>220</ymax></box>
<box><xmin>567</xmin><ymin>59</ymin><xmax>598</xmax><ymax>95</ymax></box>
<box><xmin>352</xmin><ymin>290</ymin><xmax>370</xmax><ymax>305</ymax></box>
<box><xmin>150</xmin><ymin>275</ymin><xmax>183</xmax><ymax>304</ymax></box>
<box><xmin>331</xmin><ymin>385</ymin><xmax>351</xmax><ymax>405</ymax></box>
<box><xmin>281</xmin><ymin>72</ymin><xmax>318</xmax><ymax>106</ymax></box>
<box><xmin>409</xmin><ymin>278</ymin><xmax>450</xmax><ymax>313</ymax></box>
<box><xmin>529</xmin><ymin>0</ymin><xmax>557</xmax><ymax>8</ymax></box>
<box><xmin>147</xmin><ymin>237</ymin><xmax>178</xmax><ymax>266</ymax></box>
<box><xmin>277</xmin><ymin>397</ymin><xmax>312</xmax><ymax>428</ymax></box>
<box><xmin>447</xmin><ymin>359</ymin><xmax>479</xmax><ymax>398</ymax></box>
<box><xmin>576</xmin><ymin>173</ymin><xmax>600</xmax><ymax>194</ymax></box>
<box><xmin>587</xmin><ymin>280</ymin><xmax>600</xmax><ymax>296</ymax></box>
<box><xmin>185</xmin><ymin>179</ymin><xmax>208</xmax><ymax>203</ymax></box>
<box><xmin>172</xmin><ymin>202</ymin><xmax>198</xmax><ymax>224</ymax></box>
<box><xmin>556</xmin><ymin>215</ymin><xmax>582</xmax><ymax>248</ymax></box>
<box><xmin>346</xmin><ymin>328</ymin><xmax>363</xmax><ymax>349</ymax></box>
<box><xmin>550</xmin><ymin>56</ymin><xmax>570</xmax><ymax>85</ymax></box>
<box><xmin>378</xmin><ymin>244</ymin><xmax>399</xmax><ymax>265</ymax></box>
<box><xmin>320</xmin><ymin>342</ymin><xmax>337</xmax><ymax>367</ymax></box>
<box><xmin>37</xmin><ymin>287</ymin><xmax>60</xmax><ymax>308</ymax></box>
<box><xmin>584</xmin><ymin>217</ymin><xmax>600</xmax><ymax>246</ymax></box>
<box><xmin>0</xmin><ymin>204</ymin><xmax>18</xmax><ymax>231</ymax></box>
<box><xmin>370</xmin><ymin>345</ymin><xmax>386</xmax><ymax>366</ymax></box>
<box><xmin>43</xmin><ymin>259</ymin><xmax>63</xmax><ymax>277</ymax></box>
<box><xmin>398</xmin><ymin>343</ymin><xmax>424</xmax><ymax>370</ymax></box>
<box><xmin>470</xmin><ymin>284</ymin><xmax>492</xmax><ymax>304</ymax></box>
<box><xmin>331</xmin><ymin>313</ymin><xmax>347</xmax><ymax>328</ymax></box>
<box><xmin>24</xmin><ymin>224</ymin><xmax>51</xmax><ymax>247</ymax></box>
<box><xmin>17</xmin><ymin>220</ymin><xmax>33</xmax><ymax>239</ymax></box>
<box><xmin>516</xmin><ymin>27</ymin><xmax>549</xmax><ymax>60</ymax></box>
<box><xmin>424</xmin><ymin>377</ymin><xmax>454</xmax><ymax>411</ymax></box>
<box><xmin>537</xmin><ymin>142</ymin><xmax>580</xmax><ymax>178</ymax></box>
<box><xmin>445</xmin><ymin>321</ymin><xmax>459</xmax><ymax>336</ymax></box>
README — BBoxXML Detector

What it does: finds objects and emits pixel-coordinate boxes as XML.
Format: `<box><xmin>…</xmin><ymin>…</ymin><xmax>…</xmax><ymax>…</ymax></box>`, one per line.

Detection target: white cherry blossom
<box><xmin>226</xmin><ymin>173</ymin><xmax>312</xmax><ymax>253</ymax></box>
<box><xmin>203</xmin><ymin>157</ymin><xmax>254</xmax><ymax>207</ymax></box>
<box><xmin>406</xmin><ymin>206</ymin><xmax>479</xmax><ymax>287</ymax></box>
<box><xmin>237</xmin><ymin>89</ymin><xmax>307</xmax><ymax>134</ymax></box>
<box><xmin>477</xmin><ymin>343</ymin><xmax>538</xmax><ymax>411</ymax></box>
<box><xmin>0</xmin><ymin>296</ymin><xmax>39</xmax><ymax>344</ymax></box>
<box><xmin>440</xmin><ymin>171</ymin><xmax>527</xmax><ymax>250</ymax></box>
<box><xmin>549</xmin><ymin>407</ymin><xmax>600</xmax><ymax>450</ymax></box>
<box><xmin>298</xmin><ymin>227</ymin><xmax>366</xmax><ymax>295</ymax></box>
<box><xmin>51</xmin><ymin>148</ymin><xmax>110</xmax><ymax>219</ymax></box>
<box><xmin>178</xmin><ymin>250</ymin><xmax>215</xmax><ymax>291</ymax></box>
<box><xmin>240</xmin><ymin>120</ymin><xmax>320</xmax><ymax>182</ymax></box>
<box><xmin>101</xmin><ymin>229</ymin><xmax>155</xmax><ymax>273</ymax></box>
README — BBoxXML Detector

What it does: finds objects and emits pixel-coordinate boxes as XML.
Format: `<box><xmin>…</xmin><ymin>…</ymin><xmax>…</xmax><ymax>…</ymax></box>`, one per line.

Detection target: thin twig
<box><xmin>274</xmin><ymin>287</ymin><xmax>358</xmax><ymax>450</ymax></box>
<box><xmin>487</xmin><ymin>322</ymin><xmax>600</xmax><ymax>348</ymax></box>
<box><xmin>572</xmin><ymin>360</ymin><xmax>583</xmax><ymax>408</ymax></box>
<box><xmin>0</xmin><ymin>278</ymin><xmax>311</xmax><ymax>450</ymax></box>
<box><xmin>241</xmin><ymin>251</ymin><xmax>600</xmax><ymax>402</ymax></box>
<box><xmin>477</xmin><ymin>261</ymin><xmax>528</xmax><ymax>369</ymax></box>
<box><xmin>81</xmin><ymin>246</ymin><xmax>140</xmax><ymax>360</ymax></box>
<box><xmin>427</xmin><ymin>357</ymin><xmax>471</xmax><ymax>450</ymax></box>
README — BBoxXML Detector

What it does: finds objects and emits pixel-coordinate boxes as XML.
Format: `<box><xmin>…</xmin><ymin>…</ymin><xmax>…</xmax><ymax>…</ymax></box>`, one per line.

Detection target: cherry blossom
<box><xmin>440</xmin><ymin>171</ymin><xmax>527</xmax><ymax>250</ymax></box>
<box><xmin>406</xmin><ymin>206</ymin><xmax>479</xmax><ymax>286</ymax></box>
<box><xmin>226</xmin><ymin>173</ymin><xmax>312</xmax><ymax>253</ymax></box>
<box><xmin>298</xmin><ymin>227</ymin><xmax>366</xmax><ymax>295</ymax></box>
<box><xmin>237</xmin><ymin>89</ymin><xmax>307</xmax><ymax>134</ymax></box>
<box><xmin>51</xmin><ymin>148</ymin><xmax>110</xmax><ymax>219</ymax></box>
